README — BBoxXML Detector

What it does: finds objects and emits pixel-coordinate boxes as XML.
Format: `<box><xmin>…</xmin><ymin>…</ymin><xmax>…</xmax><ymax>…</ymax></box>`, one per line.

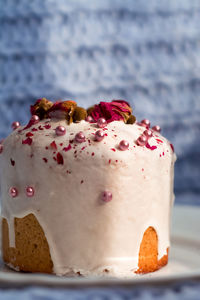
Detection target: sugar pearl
<box><xmin>0</xmin><ymin>144</ymin><xmax>3</xmax><ymax>154</ymax></box>
<box><xmin>85</xmin><ymin>116</ymin><xmax>94</xmax><ymax>123</ymax></box>
<box><xmin>141</xmin><ymin>119</ymin><xmax>150</xmax><ymax>128</ymax></box>
<box><xmin>95</xmin><ymin>130</ymin><xmax>104</xmax><ymax>142</ymax></box>
<box><xmin>136</xmin><ymin>135</ymin><xmax>148</xmax><ymax>146</ymax></box>
<box><xmin>55</xmin><ymin>125</ymin><xmax>66</xmax><ymax>136</ymax></box>
<box><xmin>12</xmin><ymin>121</ymin><xmax>20</xmax><ymax>130</ymax></box>
<box><xmin>97</xmin><ymin>118</ymin><xmax>107</xmax><ymax>128</ymax></box>
<box><xmin>26</xmin><ymin>186</ymin><xmax>34</xmax><ymax>197</ymax></box>
<box><xmin>143</xmin><ymin>129</ymin><xmax>153</xmax><ymax>139</ymax></box>
<box><xmin>102</xmin><ymin>191</ymin><xmax>112</xmax><ymax>202</ymax></box>
<box><xmin>75</xmin><ymin>131</ymin><xmax>86</xmax><ymax>143</ymax></box>
<box><xmin>31</xmin><ymin>115</ymin><xmax>40</xmax><ymax>124</ymax></box>
<box><xmin>10</xmin><ymin>187</ymin><xmax>18</xmax><ymax>198</ymax></box>
<box><xmin>119</xmin><ymin>140</ymin><xmax>129</xmax><ymax>151</ymax></box>
<box><xmin>152</xmin><ymin>125</ymin><xmax>161</xmax><ymax>133</ymax></box>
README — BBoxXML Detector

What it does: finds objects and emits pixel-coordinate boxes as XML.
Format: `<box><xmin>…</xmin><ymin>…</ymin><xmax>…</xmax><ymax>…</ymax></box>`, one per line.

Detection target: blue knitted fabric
<box><xmin>0</xmin><ymin>0</ymin><xmax>200</xmax><ymax>204</ymax></box>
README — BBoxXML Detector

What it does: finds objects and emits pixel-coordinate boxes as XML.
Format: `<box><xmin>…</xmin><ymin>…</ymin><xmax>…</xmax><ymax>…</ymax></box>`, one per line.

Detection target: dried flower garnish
<box><xmin>127</xmin><ymin>115</ymin><xmax>136</xmax><ymax>124</ymax></box>
<box><xmin>48</xmin><ymin>100</ymin><xmax>77</xmax><ymax>124</ymax></box>
<box><xmin>88</xmin><ymin>100</ymin><xmax>133</xmax><ymax>124</ymax></box>
<box><xmin>28</xmin><ymin>98</ymin><xmax>135</xmax><ymax>126</ymax></box>
<box><xmin>30</xmin><ymin>98</ymin><xmax>53</xmax><ymax>119</ymax></box>
<box><xmin>73</xmin><ymin>107</ymin><xmax>87</xmax><ymax>122</ymax></box>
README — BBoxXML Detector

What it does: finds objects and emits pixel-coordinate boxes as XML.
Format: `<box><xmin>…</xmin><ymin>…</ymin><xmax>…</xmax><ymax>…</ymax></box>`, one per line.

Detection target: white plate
<box><xmin>0</xmin><ymin>205</ymin><xmax>199</xmax><ymax>287</ymax></box>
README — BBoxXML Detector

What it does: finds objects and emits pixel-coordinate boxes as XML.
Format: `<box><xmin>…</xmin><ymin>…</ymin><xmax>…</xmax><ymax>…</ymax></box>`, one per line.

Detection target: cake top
<box><xmin>0</xmin><ymin>99</ymin><xmax>176</xmax><ymax>162</ymax></box>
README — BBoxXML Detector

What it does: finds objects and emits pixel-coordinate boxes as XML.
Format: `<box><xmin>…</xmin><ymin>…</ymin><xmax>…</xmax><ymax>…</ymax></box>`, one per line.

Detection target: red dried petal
<box><xmin>57</xmin><ymin>152</ymin><xmax>64</xmax><ymax>164</ymax></box>
<box><xmin>44</xmin><ymin>124</ymin><xmax>51</xmax><ymax>129</ymax></box>
<box><xmin>26</xmin><ymin>132</ymin><xmax>34</xmax><ymax>137</ymax></box>
<box><xmin>50</xmin><ymin>141</ymin><xmax>57</xmax><ymax>150</ymax></box>
<box><xmin>156</xmin><ymin>139</ymin><xmax>163</xmax><ymax>144</ymax></box>
<box><xmin>10</xmin><ymin>158</ymin><xmax>15</xmax><ymax>166</ymax></box>
<box><xmin>146</xmin><ymin>143</ymin><xmax>157</xmax><ymax>151</ymax></box>
<box><xmin>38</xmin><ymin>125</ymin><xmax>44</xmax><ymax>130</ymax></box>
<box><xmin>63</xmin><ymin>144</ymin><xmax>72</xmax><ymax>152</ymax></box>
<box><xmin>22</xmin><ymin>137</ymin><xmax>33</xmax><ymax>145</ymax></box>
<box><xmin>23</xmin><ymin>119</ymin><xmax>35</xmax><ymax>130</ymax></box>
<box><xmin>170</xmin><ymin>143</ymin><xmax>174</xmax><ymax>152</ymax></box>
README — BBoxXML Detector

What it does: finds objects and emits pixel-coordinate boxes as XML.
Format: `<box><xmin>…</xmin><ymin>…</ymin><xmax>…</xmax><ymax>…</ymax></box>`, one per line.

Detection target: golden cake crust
<box><xmin>135</xmin><ymin>226</ymin><xmax>169</xmax><ymax>274</ymax></box>
<box><xmin>2</xmin><ymin>214</ymin><xmax>53</xmax><ymax>273</ymax></box>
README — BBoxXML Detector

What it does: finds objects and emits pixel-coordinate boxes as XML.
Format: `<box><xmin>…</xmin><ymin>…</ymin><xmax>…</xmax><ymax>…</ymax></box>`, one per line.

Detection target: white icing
<box><xmin>0</xmin><ymin>119</ymin><xmax>176</xmax><ymax>276</ymax></box>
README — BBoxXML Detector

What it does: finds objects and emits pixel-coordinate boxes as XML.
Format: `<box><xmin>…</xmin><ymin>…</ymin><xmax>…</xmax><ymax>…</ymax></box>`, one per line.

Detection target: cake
<box><xmin>0</xmin><ymin>99</ymin><xmax>176</xmax><ymax>277</ymax></box>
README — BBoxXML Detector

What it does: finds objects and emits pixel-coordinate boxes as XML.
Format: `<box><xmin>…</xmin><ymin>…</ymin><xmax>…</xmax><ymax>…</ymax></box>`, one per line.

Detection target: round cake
<box><xmin>0</xmin><ymin>99</ymin><xmax>176</xmax><ymax>277</ymax></box>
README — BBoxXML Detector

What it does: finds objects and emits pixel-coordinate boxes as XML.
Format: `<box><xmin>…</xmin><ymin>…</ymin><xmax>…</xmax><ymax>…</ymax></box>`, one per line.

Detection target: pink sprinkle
<box><xmin>50</xmin><ymin>141</ymin><xmax>57</xmax><ymax>150</ymax></box>
<box><xmin>146</xmin><ymin>143</ymin><xmax>157</xmax><ymax>151</ymax></box>
<box><xmin>57</xmin><ymin>152</ymin><xmax>64</xmax><ymax>165</ymax></box>
<box><xmin>81</xmin><ymin>180</ymin><xmax>84</xmax><ymax>184</ymax></box>
<box><xmin>53</xmin><ymin>157</ymin><xmax>57</xmax><ymax>161</ymax></box>
<box><xmin>45</xmin><ymin>146</ymin><xmax>48</xmax><ymax>150</ymax></box>
<box><xmin>63</xmin><ymin>144</ymin><xmax>72</xmax><ymax>152</ymax></box>
<box><xmin>26</xmin><ymin>132</ymin><xmax>34</xmax><ymax>137</ymax></box>
<box><xmin>69</xmin><ymin>139</ymin><xmax>74</xmax><ymax>144</ymax></box>
<box><xmin>38</xmin><ymin>125</ymin><xmax>44</xmax><ymax>130</ymax></box>
<box><xmin>60</xmin><ymin>143</ymin><xmax>63</xmax><ymax>146</ymax></box>
<box><xmin>22</xmin><ymin>137</ymin><xmax>32</xmax><ymax>145</ymax></box>
<box><xmin>163</xmin><ymin>152</ymin><xmax>165</xmax><ymax>156</ymax></box>
<box><xmin>10</xmin><ymin>158</ymin><xmax>15</xmax><ymax>166</ymax></box>
<box><xmin>105</xmin><ymin>133</ymin><xmax>108</xmax><ymax>136</ymax></box>
<box><xmin>160</xmin><ymin>154</ymin><xmax>162</xmax><ymax>157</ymax></box>
<box><xmin>115</xmin><ymin>160</ymin><xmax>118</xmax><ymax>163</ymax></box>
<box><xmin>91</xmin><ymin>152</ymin><xmax>95</xmax><ymax>156</ymax></box>
<box><xmin>103</xmin><ymin>128</ymin><xmax>108</xmax><ymax>131</ymax></box>
<box><xmin>44</xmin><ymin>124</ymin><xmax>51</xmax><ymax>129</ymax></box>
<box><xmin>43</xmin><ymin>158</ymin><xmax>48</xmax><ymax>163</ymax></box>
<box><xmin>114</xmin><ymin>135</ymin><xmax>117</xmax><ymax>137</ymax></box>
<box><xmin>109</xmin><ymin>159</ymin><xmax>111</xmax><ymax>164</ymax></box>
<box><xmin>111</xmin><ymin>148</ymin><xmax>116</xmax><ymax>152</ymax></box>
<box><xmin>32</xmin><ymin>128</ymin><xmax>38</xmax><ymax>132</ymax></box>
<box><xmin>81</xmin><ymin>146</ymin><xmax>86</xmax><ymax>151</ymax></box>
<box><xmin>142</xmin><ymin>168</ymin><xmax>144</xmax><ymax>171</ymax></box>
<box><xmin>74</xmin><ymin>150</ymin><xmax>77</xmax><ymax>154</ymax></box>
<box><xmin>70</xmin><ymin>133</ymin><xmax>74</xmax><ymax>135</ymax></box>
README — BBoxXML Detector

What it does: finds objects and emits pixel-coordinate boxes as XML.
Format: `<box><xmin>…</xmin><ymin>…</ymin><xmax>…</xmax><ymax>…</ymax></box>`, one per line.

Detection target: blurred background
<box><xmin>0</xmin><ymin>0</ymin><xmax>199</xmax><ymax>205</ymax></box>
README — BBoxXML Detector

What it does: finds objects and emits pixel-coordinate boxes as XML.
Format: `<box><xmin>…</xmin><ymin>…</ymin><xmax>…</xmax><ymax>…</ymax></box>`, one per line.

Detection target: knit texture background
<box><xmin>0</xmin><ymin>0</ymin><xmax>200</xmax><ymax>204</ymax></box>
